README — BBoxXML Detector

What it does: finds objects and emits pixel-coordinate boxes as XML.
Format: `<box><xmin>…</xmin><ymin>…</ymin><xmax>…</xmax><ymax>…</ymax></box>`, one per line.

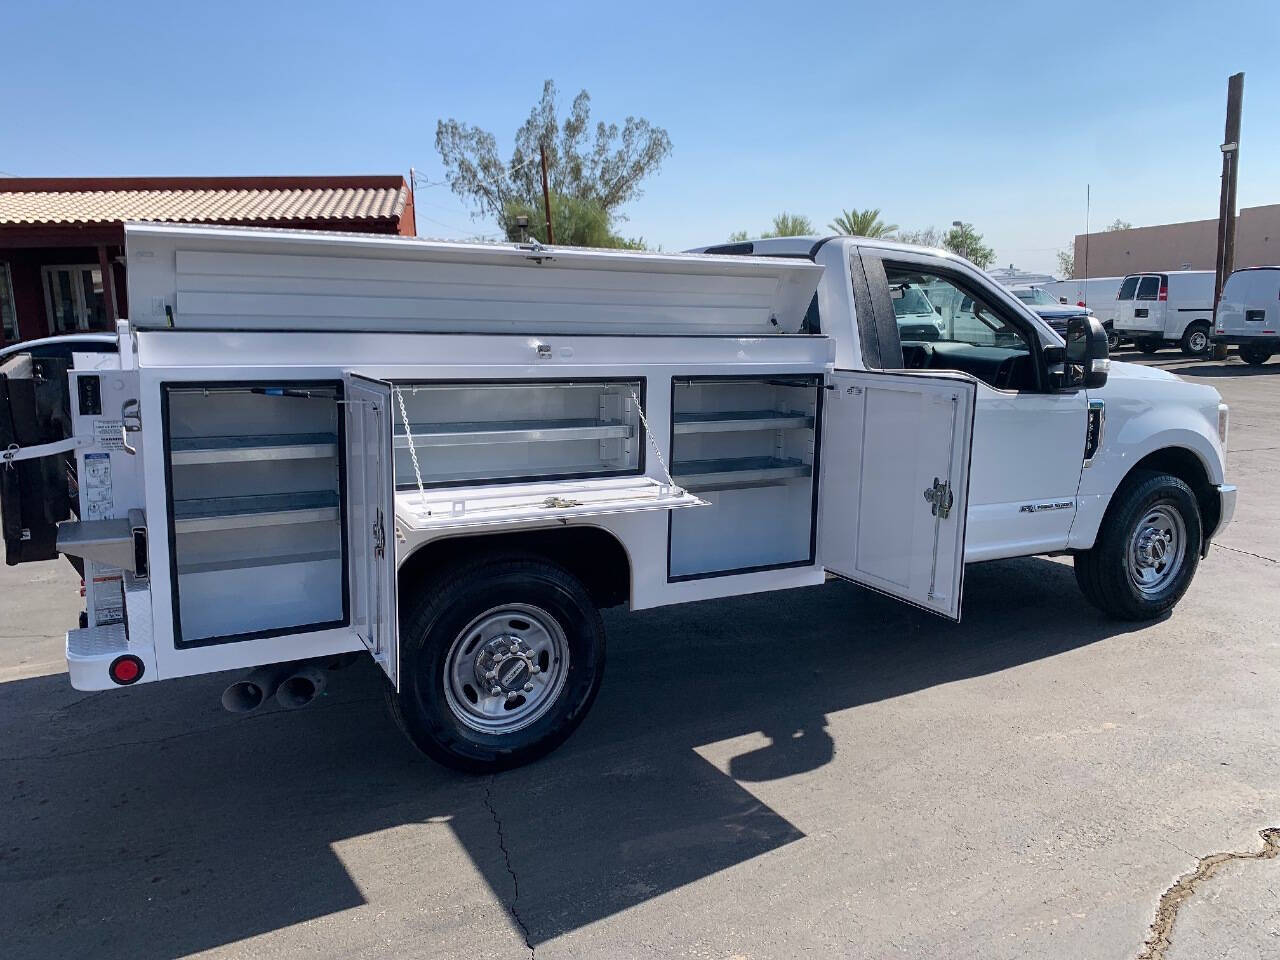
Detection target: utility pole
<box><xmin>539</xmin><ymin>142</ymin><xmax>555</xmax><ymax>245</ymax></box>
<box><xmin>1213</xmin><ymin>72</ymin><xmax>1244</xmax><ymax>311</ymax></box>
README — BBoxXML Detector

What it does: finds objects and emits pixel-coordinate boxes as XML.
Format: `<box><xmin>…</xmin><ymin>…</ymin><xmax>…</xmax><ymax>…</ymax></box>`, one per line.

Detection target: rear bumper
<box><xmin>1212</xmin><ymin>334</ymin><xmax>1280</xmax><ymax>346</ymax></box>
<box><xmin>1203</xmin><ymin>483</ymin><xmax>1237</xmax><ymax>555</ymax></box>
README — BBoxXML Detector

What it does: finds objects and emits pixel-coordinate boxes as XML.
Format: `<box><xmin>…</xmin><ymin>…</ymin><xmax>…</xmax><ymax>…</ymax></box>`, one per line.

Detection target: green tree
<box><xmin>944</xmin><ymin>222</ymin><xmax>995</xmax><ymax>269</ymax></box>
<box><xmin>1056</xmin><ymin>247</ymin><xmax>1075</xmax><ymax>278</ymax></box>
<box><xmin>1105</xmin><ymin>218</ymin><xmax>1132</xmax><ymax>232</ymax></box>
<box><xmin>727</xmin><ymin>230</ymin><xmax>750</xmax><ymax>242</ymax></box>
<box><xmin>762</xmin><ymin>212</ymin><xmax>814</xmax><ymax>237</ymax></box>
<box><xmin>436</xmin><ymin>79</ymin><xmax>672</xmax><ymax>246</ymax></box>
<box><xmin>895</xmin><ymin>226</ymin><xmax>943</xmax><ymax>247</ymax></box>
<box><xmin>502</xmin><ymin>193</ymin><xmax>645</xmax><ymax>248</ymax></box>
<box><xmin>828</xmin><ymin>207</ymin><xmax>898</xmax><ymax>238</ymax></box>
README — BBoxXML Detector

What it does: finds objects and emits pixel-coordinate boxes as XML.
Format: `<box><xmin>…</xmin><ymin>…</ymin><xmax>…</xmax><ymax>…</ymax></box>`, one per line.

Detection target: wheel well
<box><xmin>398</xmin><ymin>526</ymin><xmax>632</xmax><ymax>611</ymax></box>
<box><xmin>1127</xmin><ymin>447</ymin><xmax>1219</xmax><ymax>535</ymax></box>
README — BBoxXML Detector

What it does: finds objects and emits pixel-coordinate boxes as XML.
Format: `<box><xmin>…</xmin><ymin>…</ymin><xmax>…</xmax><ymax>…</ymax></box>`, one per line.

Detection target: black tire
<box><xmin>1073</xmin><ymin>469</ymin><xmax>1202</xmax><ymax>621</ymax></box>
<box><xmin>388</xmin><ymin>554</ymin><xmax>605</xmax><ymax>773</ymax></box>
<box><xmin>1105</xmin><ymin>326</ymin><xmax>1119</xmax><ymax>353</ymax></box>
<box><xmin>1138</xmin><ymin>338</ymin><xmax>1162</xmax><ymax>355</ymax></box>
<box><xmin>1180</xmin><ymin>321</ymin><xmax>1211</xmax><ymax>357</ymax></box>
<box><xmin>1240</xmin><ymin>344</ymin><xmax>1273</xmax><ymax>366</ymax></box>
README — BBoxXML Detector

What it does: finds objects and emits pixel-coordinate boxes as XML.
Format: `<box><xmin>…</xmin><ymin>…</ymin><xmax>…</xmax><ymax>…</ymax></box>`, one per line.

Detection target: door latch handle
<box><xmin>923</xmin><ymin>477</ymin><xmax>953</xmax><ymax>519</ymax></box>
<box><xmin>372</xmin><ymin>509</ymin><xmax>386</xmax><ymax>559</ymax></box>
<box><xmin>120</xmin><ymin>398</ymin><xmax>142</xmax><ymax>455</ymax></box>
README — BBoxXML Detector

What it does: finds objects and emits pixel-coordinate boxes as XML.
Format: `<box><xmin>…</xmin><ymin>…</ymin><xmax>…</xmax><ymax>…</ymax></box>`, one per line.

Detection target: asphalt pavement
<box><xmin>1</xmin><ymin>349</ymin><xmax>1277</xmax><ymax>959</ymax></box>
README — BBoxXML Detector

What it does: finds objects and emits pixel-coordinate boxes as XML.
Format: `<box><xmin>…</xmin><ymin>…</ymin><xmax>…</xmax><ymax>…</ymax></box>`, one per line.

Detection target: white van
<box><xmin>1213</xmin><ymin>266</ymin><xmax>1280</xmax><ymax>365</ymax></box>
<box><xmin>1113</xmin><ymin>271</ymin><xmax>1215</xmax><ymax>356</ymax></box>
<box><xmin>1040</xmin><ymin>277</ymin><xmax>1124</xmax><ymax>328</ymax></box>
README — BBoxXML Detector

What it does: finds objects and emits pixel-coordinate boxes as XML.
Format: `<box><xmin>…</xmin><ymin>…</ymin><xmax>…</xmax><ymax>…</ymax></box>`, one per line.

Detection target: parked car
<box><xmin>1006</xmin><ymin>285</ymin><xmax>1116</xmax><ymax>350</ymax></box>
<box><xmin>1113</xmin><ymin>271</ymin><xmax>1215</xmax><ymax>356</ymax></box>
<box><xmin>1213</xmin><ymin>265</ymin><xmax>1280</xmax><ymax>365</ymax></box>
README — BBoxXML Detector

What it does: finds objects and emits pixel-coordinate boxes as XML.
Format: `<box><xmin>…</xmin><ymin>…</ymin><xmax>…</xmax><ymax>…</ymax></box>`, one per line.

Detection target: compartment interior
<box><xmin>390</xmin><ymin>380</ymin><xmax>643</xmax><ymax>487</ymax></box>
<box><xmin>164</xmin><ymin>383</ymin><xmax>345</xmax><ymax>643</ymax></box>
<box><xmin>669</xmin><ymin>376</ymin><xmax>820</xmax><ymax>578</ymax></box>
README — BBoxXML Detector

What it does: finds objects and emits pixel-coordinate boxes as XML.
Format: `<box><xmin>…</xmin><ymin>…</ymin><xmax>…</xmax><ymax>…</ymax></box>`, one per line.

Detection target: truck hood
<box><xmin>1105</xmin><ymin>359</ymin><xmax>1183</xmax><ymax>383</ymax></box>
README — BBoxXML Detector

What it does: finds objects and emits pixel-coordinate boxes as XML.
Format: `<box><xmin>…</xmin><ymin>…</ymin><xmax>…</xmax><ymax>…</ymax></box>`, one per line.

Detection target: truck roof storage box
<box><xmin>125</xmin><ymin>224</ymin><xmax>825</xmax><ymax>337</ymax></box>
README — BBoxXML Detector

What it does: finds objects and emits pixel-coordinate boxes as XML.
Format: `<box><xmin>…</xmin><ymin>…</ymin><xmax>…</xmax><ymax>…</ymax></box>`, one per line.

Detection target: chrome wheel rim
<box><xmin>1126</xmin><ymin>503</ymin><xmax>1186</xmax><ymax>597</ymax></box>
<box><xmin>1189</xmin><ymin>330</ymin><xmax>1208</xmax><ymax>353</ymax></box>
<box><xmin>443</xmin><ymin>603</ymin><xmax>569</xmax><ymax>734</ymax></box>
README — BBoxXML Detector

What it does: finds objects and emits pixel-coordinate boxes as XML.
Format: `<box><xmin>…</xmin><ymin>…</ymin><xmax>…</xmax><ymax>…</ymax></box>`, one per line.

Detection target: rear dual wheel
<box><xmin>388</xmin><ymin>555</ymin><xmax>606</xmax><ymax>772</ymax></box>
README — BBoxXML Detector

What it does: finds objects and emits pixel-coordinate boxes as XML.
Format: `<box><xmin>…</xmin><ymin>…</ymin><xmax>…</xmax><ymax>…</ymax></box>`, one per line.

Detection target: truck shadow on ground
<box><xmin>0</xmin><ymin>556</ymin><xmax>1152</xmax><ymax>958</ymax></box>
<box><xmin>1112</xmin><ymin>350</ymin><xmax>1279</xmax><ymax>378</ymax></box>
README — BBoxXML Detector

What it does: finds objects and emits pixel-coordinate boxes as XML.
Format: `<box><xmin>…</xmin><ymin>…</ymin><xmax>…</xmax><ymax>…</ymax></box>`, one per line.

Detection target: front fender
<box><xmin>1068</xmin><ymin>387</ymin><xmax>1225</xmax><ymax>550</ymax></box>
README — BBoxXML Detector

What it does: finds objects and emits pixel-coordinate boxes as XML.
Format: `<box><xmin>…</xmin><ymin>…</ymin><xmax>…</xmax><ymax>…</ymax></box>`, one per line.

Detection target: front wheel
<box><xmin>1073</xmin><ymin>470</ymin><xmax>1202</xmax><ymax>621</ymax></box>
<box><xmin>1181</xmin><ymin>321</ymin><xmax>1211</xmax><ymax>357</ymax></box>
<box><xmin>1240</xmin><ymin>344</ymin><xmax>1274</xmax><ymax>366</ymax></box>
<box><xmin>388</xmin><ymin>555</ymin><xmax>606</xmax><ymax>772</ymax></box>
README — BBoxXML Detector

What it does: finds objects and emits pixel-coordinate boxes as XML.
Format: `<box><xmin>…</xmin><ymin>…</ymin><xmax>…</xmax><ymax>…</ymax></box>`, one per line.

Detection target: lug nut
<box><xmin>493</xmin><ymin>652</ymin><xmax>506</xmax><ymax>662</ymax></box>
<box><xmin>529</xmin><ymin>664</ymin><xmax>540</xmax><ymax>674</ymax></box>
<box><xmin>510</xmin><ymin>644</ymin><xmax>521</xmax><ymax>654</ymax></box>
<box><xmin>523</xmin><ymin>682</ymin><xmax>534</xmax><ymax>692</ymax></box>
<box><xmin>490</xmin><ymin>685</ymin><xmax>502</xmax><ymax>696</ymax></box>
<box><xmin>485</xmin><ymin>669</ymin><xmax>498</xmax><ymax>680</ymax></box>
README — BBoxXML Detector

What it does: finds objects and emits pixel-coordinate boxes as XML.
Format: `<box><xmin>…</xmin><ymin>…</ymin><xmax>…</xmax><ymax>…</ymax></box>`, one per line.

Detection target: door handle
<box><xmin>923</xmin><ymin>478</ymin><xmax>954</xmax><ymax>519</ymax></box>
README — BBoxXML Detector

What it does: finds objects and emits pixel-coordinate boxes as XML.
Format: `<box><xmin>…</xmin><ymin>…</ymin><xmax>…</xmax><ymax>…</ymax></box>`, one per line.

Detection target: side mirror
<box><xmin>1063</xmin><ymin>315</ymin><xmax>1110</xmax><ymax>389</ymax></box>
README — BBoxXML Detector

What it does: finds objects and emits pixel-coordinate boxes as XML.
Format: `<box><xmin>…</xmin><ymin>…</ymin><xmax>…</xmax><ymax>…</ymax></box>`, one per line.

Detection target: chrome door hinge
<box><xmin>923</xmin><ymin>477</ymin><xmax>954</xmax><ymax>519</ymax></box>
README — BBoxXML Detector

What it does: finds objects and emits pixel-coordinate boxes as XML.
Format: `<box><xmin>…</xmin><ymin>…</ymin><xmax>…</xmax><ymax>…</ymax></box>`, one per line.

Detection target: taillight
<box><xmin>1158</xmin><ymin>279</ymin><xmax>1168</xmax><ymax>301</ymax></box>
<box><xmin>109</xmin><ymin>655</ymin><xmax>144</xmax><ymax>685</ymax></box>
<box><xmin>1077</xmin><ymin>300</ymin><xmax>1086</xmax><ymax>307</ymax></box>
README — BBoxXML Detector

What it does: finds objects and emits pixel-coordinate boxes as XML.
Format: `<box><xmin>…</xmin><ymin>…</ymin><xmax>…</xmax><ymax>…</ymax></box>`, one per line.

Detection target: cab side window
<box><xmin>1117</xmin><ymin>276</ymin><xmax>1139</xmax><ymax>301</ymax></box>
<box><xmin>881</xmin><ymin>264</ymin><xmax>1038</xmax><ymax>391</ymax></box>
<box><xmin>1136</xmin><ymin>276</ymin><xmax>1161</xmax><ymax>301</ymax></box>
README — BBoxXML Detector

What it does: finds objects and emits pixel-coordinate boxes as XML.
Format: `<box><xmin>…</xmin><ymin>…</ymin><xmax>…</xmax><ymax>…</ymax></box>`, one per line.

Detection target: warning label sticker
<box><xmin>83</xmin><ymin>452</ymin><xmax>113</xmax><ymax>520</ymax></box>
<box><xmin>93</xmin><ymin>419</ymin><xmax>125</xmax><ymax>451</ymax></box>
<box><xmin>92</xmin><ymin>573</ymin><xmax>124</xmax><ymax>625</ymax></box>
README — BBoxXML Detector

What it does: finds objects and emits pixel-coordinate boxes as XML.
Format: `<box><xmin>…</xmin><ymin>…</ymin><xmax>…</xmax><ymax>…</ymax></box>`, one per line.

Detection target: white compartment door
<box><xmin>819</xmin><ymin>370</ymin><xmax>976</xmax><ymax>621</ymax></box>
<box><xmin>344</xmin><ymin>373</ymin><xmax>399</xmax><ymax>688</ymax></box>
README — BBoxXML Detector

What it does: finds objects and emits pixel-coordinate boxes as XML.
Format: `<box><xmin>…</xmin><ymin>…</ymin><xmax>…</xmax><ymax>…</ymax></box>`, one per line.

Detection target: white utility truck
<box><xmin>0</xmin><ymin>225</ymin><xmax>1235</xmax><ymax>771</ymax></box>
<box><xmin>1113</xmin><ymin>270</ymin><xmax>1216</xmax><ymax>356</ymax></box>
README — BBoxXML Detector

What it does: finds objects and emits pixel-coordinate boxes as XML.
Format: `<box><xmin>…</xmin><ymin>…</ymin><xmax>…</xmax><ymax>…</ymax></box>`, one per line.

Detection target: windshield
<box><xmin>1012</xmin><ymin>287</ymin><xmax>1058</xmax><ymax>306</ymax></box>
<box><xmin>891</xmin><ymin>286</ymin><xmax>936</xmax><ymax>317</ymax></box>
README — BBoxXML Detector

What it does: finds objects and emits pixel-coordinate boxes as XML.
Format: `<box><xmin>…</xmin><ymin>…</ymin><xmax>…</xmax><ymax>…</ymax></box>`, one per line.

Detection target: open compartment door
<box><xmin>819</xmin><ymin>370</ymin><xmax>976</xmax><ymax>621</ymax></box>
<box><xmin>344</xmin><ymin>374</ymin><xmax>398</xmax><ymax>687</ymax></box>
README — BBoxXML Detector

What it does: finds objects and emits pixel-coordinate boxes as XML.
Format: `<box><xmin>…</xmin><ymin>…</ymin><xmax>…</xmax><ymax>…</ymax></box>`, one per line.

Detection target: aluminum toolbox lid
<box><xmin>124</xmin><ymin>223</ymin><xmax>824</xmax><ymax>337</ymax></box>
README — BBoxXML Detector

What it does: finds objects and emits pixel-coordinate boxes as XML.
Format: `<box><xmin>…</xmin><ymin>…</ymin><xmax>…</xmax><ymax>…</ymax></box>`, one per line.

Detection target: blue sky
<box><xmin>4</xmin><ymin>0</ymin><xmax>1278</xmax><ymax>273</ymax></box>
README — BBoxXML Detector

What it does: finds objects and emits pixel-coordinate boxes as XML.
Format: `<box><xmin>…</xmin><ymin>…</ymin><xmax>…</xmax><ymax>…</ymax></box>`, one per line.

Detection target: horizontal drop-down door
<box><xmin>819</xmin><ymin>370</ymin><xmax>976</xmax><ymax>621</ymax></box>
<box><xmin>344</xmin><ymin>373</ymin><xmax>398</xmax><ymax>688</ymax></box>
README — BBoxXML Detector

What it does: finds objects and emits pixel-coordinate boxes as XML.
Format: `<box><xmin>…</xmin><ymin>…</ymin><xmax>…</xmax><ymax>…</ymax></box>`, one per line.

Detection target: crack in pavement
<box><xmin>483</xmin><ymin>776</ymin><xmax>535</xmax><ymax>959</ymax></box>
<box><xmin>1214</xmin><ymin>543</ymin><xmax>1280</xmax><ymax>565</ymax></box>
<box><xmin>1137</xmin><ymin>827</ymin><xmax>1280</xmax><ymax>960</ymax></box>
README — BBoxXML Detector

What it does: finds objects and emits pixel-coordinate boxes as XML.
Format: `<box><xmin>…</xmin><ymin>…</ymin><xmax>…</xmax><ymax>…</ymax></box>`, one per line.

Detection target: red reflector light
<box><xmin>109</xmin><ymin>655</ymin><xmax>144</xmax><ymax>685</ymax></box>
<box><xmin>1158</xmin><ymin>280</ymin><xmax>1168</xmax><ymax>301</ymax></box>
<box><xmin>1077</xmin><ymin>300</ymin><xmax>1086</xmax><ymax>307</ymax></box>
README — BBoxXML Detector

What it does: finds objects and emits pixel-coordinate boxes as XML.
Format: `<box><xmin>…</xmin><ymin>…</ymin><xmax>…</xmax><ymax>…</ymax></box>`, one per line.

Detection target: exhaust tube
<box><xmin>220</xmin><ymin>663</ymin><xmax>293</xmax><ymax>714</ymax></box>
<box><xmin>275</xmin><ymin>664</ymin><xmax>327</xmax><ymax>710</ymax></box>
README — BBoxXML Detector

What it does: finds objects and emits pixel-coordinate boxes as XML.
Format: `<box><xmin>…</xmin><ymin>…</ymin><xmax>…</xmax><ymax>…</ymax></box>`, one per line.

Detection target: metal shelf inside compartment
<box><xmin>173</xmin><ymin>490</ymin><xmax>340</xmax><ymax>533</ymax></box>
<box><xmin>672</xmin><ymin>410</ymin><xmax>814</xmax><ymax>435</ymax></box>
<box><xmin>671</xmin><ymin>456</ymin><xmax>812</xmax><ymax>491</ymax></box>
<box><xmin>169</xmin><ymin>433</ymin><xmax>337</xmax><ymax>465</ymax></box>
<box><xmin>397</xmin><ymin>418</ymin><xmax>634</xmax><ymax>447</ymax></box>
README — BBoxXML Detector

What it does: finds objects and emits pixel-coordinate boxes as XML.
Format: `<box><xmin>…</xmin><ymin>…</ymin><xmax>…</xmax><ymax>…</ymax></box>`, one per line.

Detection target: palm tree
<box><xmin>829</xmin><ymin>208</ymin><xmax>898</xmax><ymax>238</ymax></box>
